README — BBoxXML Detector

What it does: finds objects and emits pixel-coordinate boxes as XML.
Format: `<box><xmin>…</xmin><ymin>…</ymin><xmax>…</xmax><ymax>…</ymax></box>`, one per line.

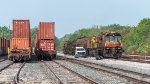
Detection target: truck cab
<box><xmin>75</xmin><ymin>47</ymin><xmax>86</xmax><ymax>58</ymax></box>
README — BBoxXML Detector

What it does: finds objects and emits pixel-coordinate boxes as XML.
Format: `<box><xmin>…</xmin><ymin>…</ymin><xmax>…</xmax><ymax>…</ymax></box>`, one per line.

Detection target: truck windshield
<box><xmin>77</xmin><ymin>49</ymin><xmax>85</xmax><ymax>51</ymax></box>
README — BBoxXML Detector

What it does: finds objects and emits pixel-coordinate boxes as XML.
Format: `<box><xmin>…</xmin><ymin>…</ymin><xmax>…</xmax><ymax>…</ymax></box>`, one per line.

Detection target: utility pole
<box><xmin>96</xmin><ymin>25</ymin><xmax>98</xmax><ymax>35</ymax></box>
<box><xmin>9</xmin><ymin>24</ymin><xmax>11</xmax><ymax>39</ymax></box>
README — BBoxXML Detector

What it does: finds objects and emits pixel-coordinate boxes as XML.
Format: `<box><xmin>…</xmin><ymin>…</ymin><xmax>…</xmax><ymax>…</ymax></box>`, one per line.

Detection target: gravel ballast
<box><xmin>45</xmin><ymin>61</ymin><xmax>90</xmax><ymax>84</ymax></box>
<box><xmin>55</xmin><ymin>60</ymin><xmax>135</xmax><ymax>84</ymax></box>
<box><xmin>19</xmin><ymin>61</ymin><xmax>60</xmax><ymax>84</ymax></box>
<box><xmin>0</xmin><ymin>63</ymin><xmax>22</xmax><ymax>84</ymax></box>
<box><xmin>0</xmin><ymin>60</ymin><xmax>13</xmax><ymax>71</ymax></box>
<box><xmin>58</xmin><ymin>53</ymin><xmax>150</xmax><ymax>76</ymax></box>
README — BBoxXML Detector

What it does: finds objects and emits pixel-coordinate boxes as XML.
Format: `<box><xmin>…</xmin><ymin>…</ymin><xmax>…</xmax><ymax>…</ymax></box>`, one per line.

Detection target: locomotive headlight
<box><xmin>118</xmin><ymin>48</ymin><xmax>121</xmax><ymax>49</ymax></box>
<box><xmin>106</xmin><ymin>48</ymin><xmax>109</xmax><ymax>49</ymax></box>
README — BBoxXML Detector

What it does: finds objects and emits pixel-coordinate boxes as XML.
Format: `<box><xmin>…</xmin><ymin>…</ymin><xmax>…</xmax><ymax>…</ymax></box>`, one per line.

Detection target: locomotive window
<box><xmin>110</xmin><ymin>36</ymin><xmax>117</xmax><ymax>42</ymax></box>
<box><xmin>118</xmin><ymin>36</ymin><xmax>121</xmax><ymax>42</ymax></box>
<box><xmin>105</xmin><ymin>37</ymin><xmax>109</xmax><ymax>42</ymax></box>
<box><xmin>100</xmin><ymin>37</ymin><xmax>102</xmax><ymax>40</ymax></box>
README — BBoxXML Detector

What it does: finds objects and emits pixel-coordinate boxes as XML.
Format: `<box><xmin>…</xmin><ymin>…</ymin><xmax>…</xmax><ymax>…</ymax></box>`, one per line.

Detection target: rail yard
<box><xmin>1</xmin><ymin>0</ymin><xmax>150</xmax><ymax>83</ymax></box>
<box><xmin>0</xmin><ymin>18</ymin><xmax>149</xmax><ymax>84</ymax></box>
<box><xmin>0</xmin><ymin>54</ymin><xmax>150</xmax><ymax>84</ymax></box>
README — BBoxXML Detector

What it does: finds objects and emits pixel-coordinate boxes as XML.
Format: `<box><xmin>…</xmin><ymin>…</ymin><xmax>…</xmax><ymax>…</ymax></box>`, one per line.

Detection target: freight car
<box><xmin>8</xmin><ymin>20</ymin><xmax>31</xmax><ymax>62</ymax></box>
<box><xmin>63</xmin><ymin>41</ymin><xmax>75</xmax><ymax>55</ymax></box>
<box><xmin>63</xmin><ymin>32</ymin><xmax>124</xmax><ymax>59</ymax></box>
<box><xmin>34</xmin><ymin>22</ymin><xmax>56</xmax><ymax>60</ymax></box>
<box><xmin>0</xmin><ymin>37</ymin><xmax>9</xmax><ymax>56</ymax></box>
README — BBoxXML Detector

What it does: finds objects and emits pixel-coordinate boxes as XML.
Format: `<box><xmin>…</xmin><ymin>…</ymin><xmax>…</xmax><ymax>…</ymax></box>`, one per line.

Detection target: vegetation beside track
<box><xmin>0</xmin><ymin>18</ymin><xmax>150</xmax><ymax>54</ymax></box>
<box><xmin>57</xmin><ymin>18</ymin><xmax>150</xmax><ymax>55</ymax></box>
<box><xmin>0</xmin><ymin>26</ymin><xmax>12</xmax><ymax>39</ymax></box>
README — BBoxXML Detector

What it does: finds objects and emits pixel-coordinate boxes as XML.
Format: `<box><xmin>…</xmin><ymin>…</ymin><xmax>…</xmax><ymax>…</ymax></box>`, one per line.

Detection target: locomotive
<box><xmin>63</xmin><ymin>32</ymin><xmax>124</xmax><ymax>59</ymax></box>
<box><xmin>89</xmin><ymin>32</ymin><xmax>123</xmax><ymax>59</ymax></box>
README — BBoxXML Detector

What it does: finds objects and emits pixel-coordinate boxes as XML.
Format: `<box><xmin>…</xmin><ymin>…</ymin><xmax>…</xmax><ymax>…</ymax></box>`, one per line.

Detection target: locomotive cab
<box><xmin>103</xmin><ymin>32</ymin><xmax>123</xmax><ymax>59</ymax></box>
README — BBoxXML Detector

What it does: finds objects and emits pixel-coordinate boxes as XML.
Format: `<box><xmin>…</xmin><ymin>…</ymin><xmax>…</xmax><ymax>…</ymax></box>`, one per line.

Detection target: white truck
<box><xmin>74</xmin><ymin>47</ymin><xmax>86</xmax><ymax>58</ymax></box>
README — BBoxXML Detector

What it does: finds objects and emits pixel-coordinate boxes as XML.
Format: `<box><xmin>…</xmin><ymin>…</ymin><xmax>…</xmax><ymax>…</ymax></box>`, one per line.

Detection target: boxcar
<box><xmin>0</xmin><ymin>37</ymin><xmax>9</xmax><ymax>56</ymax></box>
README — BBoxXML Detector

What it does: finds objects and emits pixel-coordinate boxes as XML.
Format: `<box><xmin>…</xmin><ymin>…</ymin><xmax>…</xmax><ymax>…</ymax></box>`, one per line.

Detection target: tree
<box><xmin>0</xmin><ymin>26</ymin><xmax>12</xmax><ymax>39</ymax></box>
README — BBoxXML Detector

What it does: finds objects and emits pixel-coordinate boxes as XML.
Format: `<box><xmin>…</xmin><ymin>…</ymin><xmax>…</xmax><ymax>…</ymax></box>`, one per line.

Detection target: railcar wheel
<box><xmin>74</xmin><ymin>55</ymin><xmax>79</xmax><ymax>58</ymax></box>
<box><xmin>49</xmin><ymin>56</ymin><xmax>52</xmax><ymax>60</ymax></box>
<box><xmin>37</xmin><ymin>54</ymin><xmax>41</xmax><ymax>61</ymax></box>
<box><xmin>53</xmin><ymin>54</ymin><xmax>56</xmax><ymax>59</ymax></box>
<box><xmin>113</xmin><ymin>54</ymin><xmax>119</xmax><ymax>59</ymax></box>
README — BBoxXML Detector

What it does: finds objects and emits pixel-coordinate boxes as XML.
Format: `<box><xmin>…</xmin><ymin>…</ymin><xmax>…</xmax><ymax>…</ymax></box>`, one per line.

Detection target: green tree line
<box><xmin>57</xmin><ymin>18</ymin><xmax>150</xmax><ymax>55</ymax></box>
<box><xmin>1</xmin><ymin>18</ymin><xmax>150</xmax><ymax>54</ymax></box>
<box><xmin>0</xmin><ymin>26</ymin><xmax>12</xmax><ymax>39</ymax></box>
<box><xmin>0</xmin><ymin>27</ymin><xmax>60</xmax><ymax>48</ymax></box>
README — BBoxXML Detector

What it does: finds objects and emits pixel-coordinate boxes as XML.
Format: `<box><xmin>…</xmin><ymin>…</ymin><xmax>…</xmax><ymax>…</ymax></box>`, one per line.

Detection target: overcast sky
<box><xmin>0</xmin><ymin>0</ymin><xmax>150</xmax><ymax>38</ymax></box>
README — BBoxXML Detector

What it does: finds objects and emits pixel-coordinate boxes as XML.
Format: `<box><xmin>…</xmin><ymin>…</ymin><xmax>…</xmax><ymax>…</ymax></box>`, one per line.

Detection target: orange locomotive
<box><xmin>89</xmin><ymin>32</ymin><xmax>123</xmax><ymax>59</ymax></box>
<box><xmin>63</xmin><ymin>32</ymin><xmax>124</xmax><ymax>59</ymax></box>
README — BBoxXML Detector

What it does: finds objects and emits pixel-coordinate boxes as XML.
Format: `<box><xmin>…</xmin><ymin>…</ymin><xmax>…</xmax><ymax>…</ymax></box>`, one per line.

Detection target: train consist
<box><xmin>34</xmin><ymin>22</ymin><xmax>56</xmax><ymax>60</ymax></box>
<box><xmin>0</xmin><ymin>19</ymin><xmax>123</xmax><ymax>61</ymax></box>
<box><xmin>63</xmin><ymin>32</ymin><xmax>124</xmax><ymax>59</ymax></box>
<box><xmin>0</xmin><ymin>37</ymin><xmax>9</xmax><ymax>56</ymax></box>
<box><xmin>8</xmin><ymin>20</ymin><xmax>32</xmax><ymax>62</ymax></box>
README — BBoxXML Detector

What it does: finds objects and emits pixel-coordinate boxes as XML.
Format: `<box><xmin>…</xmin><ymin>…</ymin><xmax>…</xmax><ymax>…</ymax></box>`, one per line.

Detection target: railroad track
<box><xmin>0</xmin><ymin>62</ymin><xmax>25</xmax><ymax>84</ymax></box>
<box><xmin>121</xmin><ymin>55</ymin><xmax>150</xmax><ymax>63</ymax></box>
<box><xmin>43</xmin><ymin>61</ymin><xmax>63</xmax><ymax>84</ymax></box>
<box><xmin>0</xmin><ymin>59</ymin><xmax>6</xmax><ymax>62</ymax></box>
<box><xmin>14</xmin><ymin>62</ymin><xmax>26</xmax><ymax>84</ymax></box>
<box><xmin>58</xmin><ymin>56</ymin><xmax>150</xmax><ymax>84</ymax></box>
<box><xmin>0</xmin><ymin>55</ymin><xmax>8</xmax><ymax>62</ymax></box>
<box><xmin>0</xmin><ymin>60</ymin><xmax>13</xmax><ymax>72</ymax></box>
<box><xmin>43</xmin><ymin>61</ymin><xmax>97</xmax><ymax>84</ymax></box>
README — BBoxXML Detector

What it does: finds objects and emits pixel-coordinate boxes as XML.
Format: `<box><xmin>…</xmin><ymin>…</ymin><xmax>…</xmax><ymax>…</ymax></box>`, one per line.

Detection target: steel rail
<box><xmin>53</xmin><ymin>60</ymin><xmax>98</xmax><ymax>84</ymax></box>
<box><xmin>14</xmin><ymin>62</ymin><xmax>26</xmax><ymax>84</ymax></box>
<box><xmin>58</xmin><ymin>55</ymin><xmax>150</xmax><ymax>84</ymax></box>
<box><xmin>43</xmin><ymin>61</ymin><xmax>63</xmax><ymax>84</ymax></box>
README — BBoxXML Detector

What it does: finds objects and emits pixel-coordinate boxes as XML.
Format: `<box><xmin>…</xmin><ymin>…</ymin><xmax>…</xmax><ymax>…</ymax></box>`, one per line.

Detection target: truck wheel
<box><xmin>83</xmin><ymin>55</ymin><xmax>87</xmax><ymax>58</ymax></box>
<box><xmin>75</xmin><ymin>55</ymin><xmax>78</xmax><ymax>58</ymax></box>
